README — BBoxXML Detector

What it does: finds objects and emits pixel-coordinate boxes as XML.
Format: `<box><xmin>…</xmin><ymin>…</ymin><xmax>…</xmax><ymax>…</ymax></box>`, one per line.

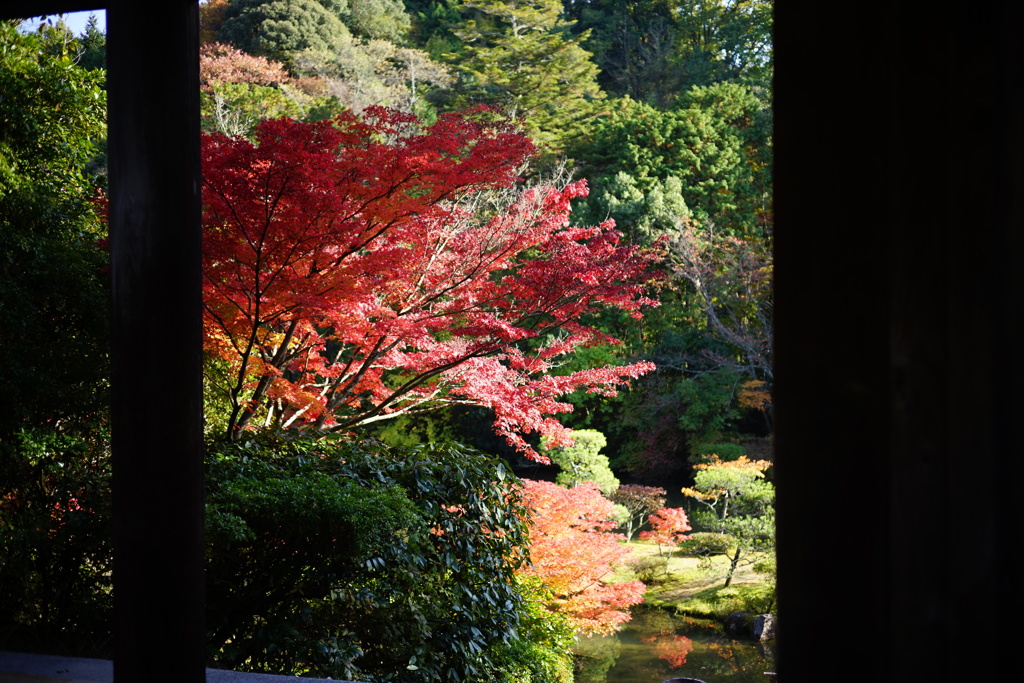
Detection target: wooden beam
<box><xmin>0</xmin><ymin>2</ymin><xmax>103</xmax><ymax>20</ymax></box>
<box><xmin>106</xmin><ymin>2</ymin><xmax>205</xmax><ymax>682</ymax></box>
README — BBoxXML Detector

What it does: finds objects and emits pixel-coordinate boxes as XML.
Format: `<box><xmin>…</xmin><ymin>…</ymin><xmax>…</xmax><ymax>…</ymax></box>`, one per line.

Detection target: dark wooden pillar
<box><xmin>773</xmin><ymin>4</ymin><xmax>892</xmax><ymax>672</ymax></box>
<box><xmin>775</xmin><ymin>3</ymin><xmax>1024</xmax><ymax>680</ymax></box>
<box><xmin>107</xmin><ymin>2</ymin><xmax>205</xmax><ymax>682</ymax></box>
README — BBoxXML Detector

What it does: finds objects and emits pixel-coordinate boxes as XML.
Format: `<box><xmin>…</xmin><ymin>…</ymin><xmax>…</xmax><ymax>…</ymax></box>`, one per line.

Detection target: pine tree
<box><xmin>450</xmin><ymin>0</ymin><xmax>605</xmax><ymax>154</ymax></box>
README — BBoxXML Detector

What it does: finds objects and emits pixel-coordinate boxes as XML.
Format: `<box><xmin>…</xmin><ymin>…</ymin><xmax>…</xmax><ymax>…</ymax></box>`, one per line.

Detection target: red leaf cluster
<box><xmin>519</xmin><ymin>479</ymin><xmax>646</xmax><ymax>635</ymax></box>
<box><xmin>201</xmin><ymin>109</ymin><xmax>659</xmax><ymax>457</ymax></box>
<box><xmin>639</xmin><ymin>507</ymin><xmax>692</xmax><ymax>548</ymax></box>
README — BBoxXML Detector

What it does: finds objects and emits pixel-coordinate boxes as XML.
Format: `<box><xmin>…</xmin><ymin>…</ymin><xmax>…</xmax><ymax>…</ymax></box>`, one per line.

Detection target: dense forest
<box><xmin>0</xmin><ymin>2</ymin><xmax>773</xmax><ymax>681</ymax></box>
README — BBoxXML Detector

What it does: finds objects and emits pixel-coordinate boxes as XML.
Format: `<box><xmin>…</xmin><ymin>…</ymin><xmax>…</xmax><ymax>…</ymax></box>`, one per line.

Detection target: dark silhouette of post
<box><xmin>1</xmin><ymin>2</ymin><xmax>205</xmax><ymax>680</ymax></box>
<box><xmin>106</xmin><ymin>2</ymin><xmax>205</xmax><ymax>683</ymax></box>
<box><xmin>774</xmin><ymin>3</ymin><xmax>1024</xmax><ymax>681</ymax></box>
<box><xmin>2</xmin><ymin>2</ymin><xmax>206</xmax><ymax>682</ymax></box>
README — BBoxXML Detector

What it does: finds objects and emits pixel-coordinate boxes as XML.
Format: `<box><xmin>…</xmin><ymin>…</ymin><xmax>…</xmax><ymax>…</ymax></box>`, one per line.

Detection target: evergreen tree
<box><xmin>448</xmin><ymin>0</ymin><xmax>605</xmax><ymax>154</ymax></box>
<box><xmin>347</xmin><ymin>0</ymin><xmax>412</xmax><ymax>41</ymax></box>
<box><xmin>0</xmin><ymin>21</ymin><xmax>109</xmax><ymax>435</ymax></box>
<box><xmin>569</xmin><ymin>82</ymin><xmax>771</xmax><ymax>240</ymax></box>
<box><xmin>541</xmin><ymin>429</ymin><xmax>619</xmax><ymax>495</ymax></box>
<box><xmin>567</xmin><ymin>0</ymin><xmax>773</xmax><ymax>102</ymax></box>
<box><xmin>218</xmin><ymin>0</ymin><xmax>354</xmax><ymax>65</ymax></box>
<box><xmin>76</xmin><ymin>14</ymin><xmax>106</xmax><ymax>71</ymax></box>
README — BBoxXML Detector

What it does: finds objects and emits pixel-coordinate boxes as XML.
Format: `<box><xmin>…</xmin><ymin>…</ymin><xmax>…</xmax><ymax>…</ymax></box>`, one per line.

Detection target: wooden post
<box><xmin>106</xmin><ymin>2</ymin><xmax>205</xmax><ymax>682</ymax></box>
<box><xmin>774</xmin><ymin>3</ymin><xmax>1024</xmax><ymax>680</ymax></box>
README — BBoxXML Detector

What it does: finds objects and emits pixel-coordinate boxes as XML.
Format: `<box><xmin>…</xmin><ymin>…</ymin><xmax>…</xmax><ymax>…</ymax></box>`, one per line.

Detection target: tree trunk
<box><xmin>724</xmin><ymin>546</ymin><xmax>741</xmax><ymax>587</ymax></box>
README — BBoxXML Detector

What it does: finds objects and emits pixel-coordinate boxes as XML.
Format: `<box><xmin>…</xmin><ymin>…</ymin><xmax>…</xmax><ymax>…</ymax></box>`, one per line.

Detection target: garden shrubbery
<box><xmin>204</xmin><ymin>433</ymin><xmax>574</xmax><ymax>683</ymax></box>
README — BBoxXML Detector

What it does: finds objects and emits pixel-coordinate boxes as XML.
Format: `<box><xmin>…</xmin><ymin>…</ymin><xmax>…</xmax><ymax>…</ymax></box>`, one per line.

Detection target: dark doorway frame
<box><xmin>2</xmin><ymin>2</ymin><xmax>1023</xmax><ymax>682</ymax></box>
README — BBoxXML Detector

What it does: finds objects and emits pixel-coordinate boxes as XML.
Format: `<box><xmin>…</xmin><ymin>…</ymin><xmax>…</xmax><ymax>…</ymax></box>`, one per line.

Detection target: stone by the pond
<box><xmin>724</xmin><ymin>612</ymin><xmax>777</xmax><ymax>640</ymax></box>
<box><xmin>755</xmin><ymin>613</ymin><xmax>776</xmax><ymax>641</ymax></box>
<box><xmin>724</xmin><ymin>611</ymin><xmax>754</xmax><ymax>637</ymax></box>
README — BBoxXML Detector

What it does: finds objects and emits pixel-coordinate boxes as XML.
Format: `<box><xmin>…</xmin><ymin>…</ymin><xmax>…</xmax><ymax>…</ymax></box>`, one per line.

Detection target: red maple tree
<box><xmin>639</xmin><ymin>507</ymin><xmax>692</xmax><ymax>555</ymax></box>
<box><xmin>201</xmin><ymin>108</ymin><xmax>658</xmax><ymax>458</ymax></box>
<box><xmin>518</xmin><ymin>479</ymin><xmax>646</xmax><ymax>635</ymax></box>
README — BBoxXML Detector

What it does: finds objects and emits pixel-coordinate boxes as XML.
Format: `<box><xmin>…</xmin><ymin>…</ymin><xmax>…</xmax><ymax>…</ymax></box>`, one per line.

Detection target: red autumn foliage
<box><xmin>519</xmin><ymin>479</ymin><xmax>646</xmax><ymax>635</ymax></box>
<box><xmin>201</xmin><ymin>108</ymin><xmax>658</xmax><ymax>458</ymax></box>
<box><xmin>639</xmin><ymin>507</ymin><xmax>692</xmax><ymax>551</ymax></box>
<box><xmin>609</xmin><ymin>483</ymin><xmax>667</xmax><ymax>541</ymax></box>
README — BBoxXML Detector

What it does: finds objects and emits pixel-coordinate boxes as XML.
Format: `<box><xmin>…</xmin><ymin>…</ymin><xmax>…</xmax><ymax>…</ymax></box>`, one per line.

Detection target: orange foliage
<box><xmin>199</xmin><ymin>42</ymin><xmax>292</xmax><ymax>92</ymax></box>
<box><xmin>650</xmin><ymin>634</ymin><xmax>694</xmax><ymax>668</ymax></box>
<box><xmin>737</xmin><ymin>379</ymin><xmax>771</xmax><ymax>411</ymax></box>
<box><xmin>198</xmin><ymin>0</ymin><xmax>231</xmax><ymax>45</ymax></box>
<box><xmin>681</xmin><ymin>455</ymin><xmax>772</xmax><ymax>503</ymax></box>
<box><xmin>519</xmin><ymin>480</ymin><xmax>646</xmax><ymax>635</ymax></box>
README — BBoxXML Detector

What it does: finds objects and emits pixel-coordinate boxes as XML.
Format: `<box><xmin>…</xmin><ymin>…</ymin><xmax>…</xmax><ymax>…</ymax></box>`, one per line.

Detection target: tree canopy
<box><xmin>0</xmin><ymin>20</ymin><xmax>108</xmax><ymax>436</ymax></box>
<box><xmin>447</xmin><ymin>0</ymin><xmax>605</xmax><ymax>154</ymax></box>
<box><xmin>200</xmin><ymin>108</ymin><xmax>658</xmax><ymax>458</ymax></box>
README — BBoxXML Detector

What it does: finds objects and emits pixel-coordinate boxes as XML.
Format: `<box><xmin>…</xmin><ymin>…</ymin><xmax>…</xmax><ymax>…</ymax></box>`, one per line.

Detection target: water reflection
<box><xmin>574</xmin><ymin>607</ymin><xmax>775</xmax><ymax>683</ymax></box>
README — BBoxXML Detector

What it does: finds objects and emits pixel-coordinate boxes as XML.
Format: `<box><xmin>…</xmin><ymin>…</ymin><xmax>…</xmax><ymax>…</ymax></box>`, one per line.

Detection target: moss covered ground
<box><xmin>612</xmin><ymin>540</ymin><xmax>775</xmax><ymax>620</ymax></box>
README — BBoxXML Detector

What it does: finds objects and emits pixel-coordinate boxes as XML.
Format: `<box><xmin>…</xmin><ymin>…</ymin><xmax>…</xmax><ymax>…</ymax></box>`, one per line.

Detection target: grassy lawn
<box><xmin>612</xmin><ymin>540</ymin><xmax>776</xmax><ymax>620</ymax></box>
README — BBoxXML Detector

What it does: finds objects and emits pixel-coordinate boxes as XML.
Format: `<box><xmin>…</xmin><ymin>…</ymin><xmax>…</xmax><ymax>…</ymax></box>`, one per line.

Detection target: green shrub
<box><xmin>627</xmin><ymin>555</ymin><xmax>669</xmax><ymax>584</ymax></box>
<box><xmin>483</xmin><ymin>577</ymin><xmax>574</xmax><ymax>683</ymax></box>
<box><xmin>691</xmin><ymin>442</ymin><xmax>747</xmax><ymax>462</ymax></box>
<box><xmin>205</xmin><ymin>442</ymin><xmax>422</xmax><ymax>679</ymax></box>
<box><xmin>734</xmin><ymin>584</ymin><xmax>775</xmax><ymax>614</ymax></box>
<box><xmin>205</xmin><ymin>433</ymin><xmax>558</xmax><ymax>683</ymax></box>
<box><xmin>679</xmin><ymin>532</ymin><xmax>733</xmax><ymax>557</ymax></box>
<box><xmin>0</xmin><ymin>428</ymin><xmax>113</xmax><ymax>656</ymax></box>
<box><xmin>678</xmin><ymin>532</ymin><xmax>733</xmax><ymax>571</ymax></box>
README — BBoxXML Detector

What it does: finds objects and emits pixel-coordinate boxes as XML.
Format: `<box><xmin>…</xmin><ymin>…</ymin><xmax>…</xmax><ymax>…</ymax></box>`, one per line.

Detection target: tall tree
<box><xmin>0</xmin><ymin>21</ymin><xmax>112</xmax><ymax>655</ymax></box>
<box><xmin>217</xmin><ymin>0</ymin><xmax>354</xmax><ymax>65</ymax></box>
<box><xmin>346</xmin><ymin>0</ymin><xmax>412</xmax><ymax>41</ymax></box>
<box><xmin>668</xmin><ymin>217</ymin><xmax>773</xmax><ymax>400</ymax></box>
<box><xmin>566</xmin><ymin>0</ymin><xmax>684</xmax><ymax>105</ymax></box>
<box><xmin>291</xmin><ymin>38</ymin><xmax>453</xmax><ymax>116</ymax></box>
<box><xmin>569</xmin><ymin>82</ymin><xmax>772</xmax><ymax>240</ymax></box>
<box><xmin>448</xmin><ymin>0</ymin><xmax>605</xmax><ymax>154</ymax></box>
<box><xmin>200</xmin><ymin>0</ymin><xmax>233</xmax><ymax>45</ymax></box>
<box><xmin>200</xmin><ymin>109</ymin><xmax>658</xmax><ymax>458</ymax></box>
<box><xmin>199</xmin><ymin>42</ymin><xmax>302</xmax><ymax>136</ymax></box>
<box><xmin>0</xmin><ymin>21</ymin><xmax>108</xmax><ymax>435</ymax></box>
<box><xmin>567</xmin><ymin>0</ymin><xmax>773</xmax><ymax>102</ymax></box>
<box><xmin>670</xmin><ymin>0</ymin><xmax>773</xmax><ymax>91</ymax></box>
<box><xmin>681</xmin><ymin>454</ymin><xmax>774</xmax><ymax>586</ymax></box>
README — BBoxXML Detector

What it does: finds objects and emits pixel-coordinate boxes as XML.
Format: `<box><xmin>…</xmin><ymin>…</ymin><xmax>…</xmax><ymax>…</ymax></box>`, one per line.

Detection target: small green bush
<box><xmin>678</xmin><ymin>532</ymin><xmax>733</xmax><ymax>557</ymax></box>
<box><xmin>678</xmin><ymin>532</ymin><xmax>733</xmax><ymax>571</ymax></box>
<box><xmin>627</xmin><ymin>555</ymin><xmax>669</xmax><ymax>584</ymax></box>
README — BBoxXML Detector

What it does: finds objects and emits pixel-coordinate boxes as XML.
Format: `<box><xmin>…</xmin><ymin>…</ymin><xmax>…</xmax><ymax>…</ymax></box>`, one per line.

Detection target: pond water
<box><xmin>574</xmin><ymin>608</ymin><xmax>776</xmax><ymax>683</ymax></box>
